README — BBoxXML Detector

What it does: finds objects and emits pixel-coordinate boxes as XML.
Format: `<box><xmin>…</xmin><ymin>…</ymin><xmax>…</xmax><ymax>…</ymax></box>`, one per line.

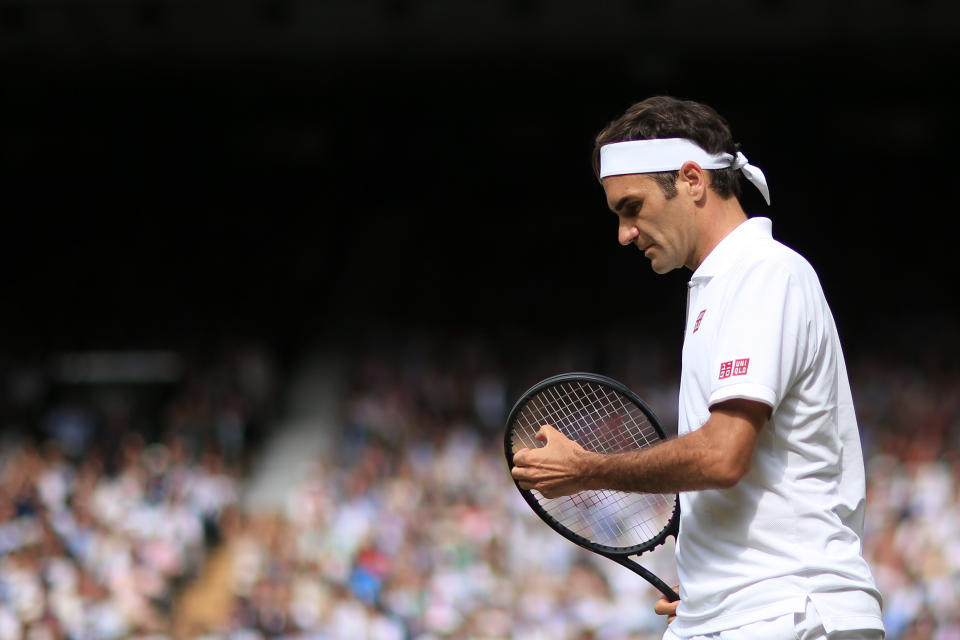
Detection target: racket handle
<box><xmin>612</xmin><ymin>556</ymin><xmax>680</xmax><ymax>602</ymax></box>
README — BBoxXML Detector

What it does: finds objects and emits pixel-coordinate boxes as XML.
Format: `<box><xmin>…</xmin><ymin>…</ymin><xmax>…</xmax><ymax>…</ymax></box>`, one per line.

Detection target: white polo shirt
<box><xmin>671</xmin><ymin>217</ymin><xmax>883</xmax><ymax>637</ymax></box>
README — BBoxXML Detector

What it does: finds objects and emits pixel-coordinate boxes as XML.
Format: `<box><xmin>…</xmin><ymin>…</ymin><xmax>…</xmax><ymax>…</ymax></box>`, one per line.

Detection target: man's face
<box><xmin>602</xmin><ymin>173</ymin><xmax>697</xmax><ymax>274</ymax></box>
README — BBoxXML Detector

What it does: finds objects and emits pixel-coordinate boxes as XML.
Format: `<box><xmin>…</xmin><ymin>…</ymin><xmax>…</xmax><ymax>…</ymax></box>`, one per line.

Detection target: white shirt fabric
<box><xmin>671</xmin><ymin>217</ymin><xmax>884</xmax><ymax>637</ymax></box>
<box><xmin>664</xmin><ymin>596</ymin><xmax>884</xmax><ymax>640</ymax></box>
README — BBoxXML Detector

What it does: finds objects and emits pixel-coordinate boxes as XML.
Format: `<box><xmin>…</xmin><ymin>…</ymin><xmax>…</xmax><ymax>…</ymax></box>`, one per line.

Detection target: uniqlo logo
<box><xmin>693</xmin><ymin>309</ymin><xmax>706</xmax><ymax>333</ymax></box>
<box><xmin>733</xmin><ymin>358</ymin><xmax>750</xmax><ymax>376</ymax></box>
<box><xmin>719</xmin><ymin>361</ymin><xmax>733</xmax><ymax>379</ymax></box>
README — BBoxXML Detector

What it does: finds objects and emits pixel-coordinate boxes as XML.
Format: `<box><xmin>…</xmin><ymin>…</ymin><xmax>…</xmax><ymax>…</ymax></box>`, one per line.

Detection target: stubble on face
<box><xmin>603</xmin><ymin>174</ymin><xmax>693</xmax><ymax>275</ymax></box>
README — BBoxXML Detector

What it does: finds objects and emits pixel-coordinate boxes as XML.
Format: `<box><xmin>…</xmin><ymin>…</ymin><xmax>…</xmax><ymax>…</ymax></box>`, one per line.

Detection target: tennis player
<box><xmin>511</xmin><ymin>96</ymin><xmax>884</xmax><ymax>639</ymax></box>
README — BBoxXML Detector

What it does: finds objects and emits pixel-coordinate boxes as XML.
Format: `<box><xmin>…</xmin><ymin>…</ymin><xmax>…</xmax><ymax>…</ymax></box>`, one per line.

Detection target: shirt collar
<box><xmin>689</xmin><ymin>217</ymin><xmax>773</xmax><ymax>283</ymax></box>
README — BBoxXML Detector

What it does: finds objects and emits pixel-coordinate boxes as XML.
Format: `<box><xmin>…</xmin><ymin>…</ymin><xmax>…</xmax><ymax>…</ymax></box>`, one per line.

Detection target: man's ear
<box><xmin>677</xmin><ymin>161</ymin><xmax>707</xmax><ymax>202</ymax></box>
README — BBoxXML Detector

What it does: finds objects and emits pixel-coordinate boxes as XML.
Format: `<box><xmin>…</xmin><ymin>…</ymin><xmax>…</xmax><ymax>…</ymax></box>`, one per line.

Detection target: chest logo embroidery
<box><xmin>692</xmin><ymin>309</ymin><xmax>706</xmax><ymax>333</ymax></box>
<box><xmin>719</xmin><ymin>358</ymin><xmax>750</xmax><ymax>379</ymax></box>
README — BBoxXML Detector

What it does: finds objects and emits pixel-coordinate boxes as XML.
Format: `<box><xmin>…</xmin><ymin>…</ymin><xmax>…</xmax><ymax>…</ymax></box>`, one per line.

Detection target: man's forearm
<box><xmin>512</xmin><ymin>400</ymin><xmax>766</xmax><ymax>498</ymax></box>
<box><xmin>582</xmin><ymin>405</ymin><xmax>764</xmax><ymax>493</ymax></box>
<box><xmin>582</xmin><ymin>429</ymin><xmax>737</xmax><ymax>493</ymax></box>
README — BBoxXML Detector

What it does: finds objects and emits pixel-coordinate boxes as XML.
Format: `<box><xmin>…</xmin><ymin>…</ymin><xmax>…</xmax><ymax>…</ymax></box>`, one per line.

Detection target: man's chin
<box><xmin>649</xmin><ymin>261</ymin><xmax>676</xmax><ymax>275</ymax></box>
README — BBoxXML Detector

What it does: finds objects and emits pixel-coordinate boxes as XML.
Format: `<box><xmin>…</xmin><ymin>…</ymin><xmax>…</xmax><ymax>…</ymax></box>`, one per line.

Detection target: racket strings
<box><xmin>511</xmin><ymin>380</ymin><xmax>676</xmax><ymax>549</ymax></box>
<box><xmin>551</xmin><ymin>381</ymin><xmax>660</xmax><ymax>453</ymax></box>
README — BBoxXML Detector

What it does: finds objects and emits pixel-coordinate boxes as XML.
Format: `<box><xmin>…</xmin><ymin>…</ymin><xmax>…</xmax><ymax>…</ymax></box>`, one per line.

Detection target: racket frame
<box><xmin>505</xmin><ymin>372</ymin><xmax>681</xmax><ymax>602</ymax></box>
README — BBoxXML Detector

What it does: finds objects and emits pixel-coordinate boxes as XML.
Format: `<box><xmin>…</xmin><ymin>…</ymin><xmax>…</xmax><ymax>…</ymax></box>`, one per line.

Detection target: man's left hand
<box><xmin>510</xmin><ymin>424</ymin><xmax>593</xmax><ymax>498</ymax></box>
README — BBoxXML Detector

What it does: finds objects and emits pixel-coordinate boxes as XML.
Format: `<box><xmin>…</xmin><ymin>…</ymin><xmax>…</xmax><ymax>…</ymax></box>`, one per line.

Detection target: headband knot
<box><xmin>599</xmin><ymin>138</ymin><xmax>771</xmax><ymax>205</ymax></box>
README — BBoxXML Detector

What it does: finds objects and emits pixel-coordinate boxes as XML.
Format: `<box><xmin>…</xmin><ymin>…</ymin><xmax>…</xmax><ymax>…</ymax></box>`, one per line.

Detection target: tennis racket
<box><xmin>504</xmin><ymin>372</ymin><xmax>680</xmax><ymax>602</ymax></box>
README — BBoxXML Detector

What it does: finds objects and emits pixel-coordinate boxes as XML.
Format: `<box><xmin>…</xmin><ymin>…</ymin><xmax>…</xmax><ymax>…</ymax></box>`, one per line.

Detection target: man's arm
<box><xmin>511</xmin><ymin>398</ymin><xmax>770</xmax><ymax>498</ymax></box>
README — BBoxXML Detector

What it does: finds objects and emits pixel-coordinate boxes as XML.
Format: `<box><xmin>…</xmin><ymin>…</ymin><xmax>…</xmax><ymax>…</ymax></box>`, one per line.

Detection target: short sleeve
<box><xmin>707</xmin><ymin>262</ymin><xmax>808</xmax><ymax>411</ymax></box>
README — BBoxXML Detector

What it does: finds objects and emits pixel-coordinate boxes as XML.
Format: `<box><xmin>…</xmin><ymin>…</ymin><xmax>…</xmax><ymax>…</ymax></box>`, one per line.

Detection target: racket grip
<box><xmin>613</xmin><ymin>556</ymin><xmax>680</xmax><ymax>602</ymax></box>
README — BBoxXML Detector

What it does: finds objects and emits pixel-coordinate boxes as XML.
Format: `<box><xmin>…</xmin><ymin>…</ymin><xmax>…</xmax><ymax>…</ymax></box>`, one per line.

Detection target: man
<box><xmin>511</xmin><ymin>96</ymin><xmax>884</xmax><ymax>639</ymax></box>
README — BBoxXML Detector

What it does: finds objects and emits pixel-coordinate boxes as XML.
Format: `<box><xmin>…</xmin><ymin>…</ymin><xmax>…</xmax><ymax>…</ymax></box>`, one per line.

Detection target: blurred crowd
<box><xmin>0</xmin><ymin>344</ymin><xmax>277</xmax><ymax>639</ymax></box>
<box><xmin>2</xmin><ymin>331</ymin><xmax>959</xmax><ymax>639</ymax></box>
<box><xmin>855</xmin><ymin>355</ymin><xmax>960</xmax><ymax>640</ymax></box>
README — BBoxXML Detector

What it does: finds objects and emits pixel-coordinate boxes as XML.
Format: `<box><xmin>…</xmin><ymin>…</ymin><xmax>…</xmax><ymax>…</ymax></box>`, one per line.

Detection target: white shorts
<box><xmin>662</xmin><ymin>597</ymin><xmax>885</xmax><ymax>640</ymax></box>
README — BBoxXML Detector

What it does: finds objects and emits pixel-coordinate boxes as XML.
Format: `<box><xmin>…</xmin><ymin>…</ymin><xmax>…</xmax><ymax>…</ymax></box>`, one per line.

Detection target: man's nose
<box><xmin>619</xmin><ymin>223</ymin><xmax>638</xmax><ymax>246</ymax></box>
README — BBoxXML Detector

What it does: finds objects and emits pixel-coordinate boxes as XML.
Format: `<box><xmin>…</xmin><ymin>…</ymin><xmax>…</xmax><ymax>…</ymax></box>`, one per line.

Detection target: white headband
<box><xmin>599</xmin><ymin>138</ymin><xmax>771</xmax><ymax>205</ymax></box>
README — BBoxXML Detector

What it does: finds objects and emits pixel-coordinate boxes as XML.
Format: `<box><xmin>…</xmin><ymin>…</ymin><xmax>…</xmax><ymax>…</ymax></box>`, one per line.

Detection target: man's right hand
<box><xmin>654</xmin><ymin>590</ymin><xmax>680</xmax><ymax>624</ymax></box>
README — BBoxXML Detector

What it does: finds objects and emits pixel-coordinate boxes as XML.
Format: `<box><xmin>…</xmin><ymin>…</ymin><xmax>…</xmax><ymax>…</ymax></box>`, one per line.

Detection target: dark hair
<box><xmin>592</xmin><ymin>96</ymin><xmax>742</xmax><ymax>200</ymax></box>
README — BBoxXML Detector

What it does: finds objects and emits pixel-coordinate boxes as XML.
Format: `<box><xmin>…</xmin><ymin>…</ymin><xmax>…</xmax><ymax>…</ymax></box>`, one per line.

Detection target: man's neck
<box><xmin>689</xmin><ymin>198</ymin><xmax>748</xmax><ymax>271</ymax></box>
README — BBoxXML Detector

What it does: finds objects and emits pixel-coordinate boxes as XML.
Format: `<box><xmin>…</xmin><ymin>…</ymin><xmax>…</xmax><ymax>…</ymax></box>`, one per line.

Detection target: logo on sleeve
<box><xmin>693</xmin><ymin>309</ymin><xmax>706</xmax><ymax>333</ymax></box>
<box><xmin>719</xmin><ymin>358</ymin><xmax>750</xmax><ymax>379</ymax></box>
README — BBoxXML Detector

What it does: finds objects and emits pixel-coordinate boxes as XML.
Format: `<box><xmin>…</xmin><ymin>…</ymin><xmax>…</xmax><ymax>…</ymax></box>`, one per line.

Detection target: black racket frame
<box><xmin>505</xmin><ymin>372</ymin><xmax>681</xmax><ymax>602</ymax></box>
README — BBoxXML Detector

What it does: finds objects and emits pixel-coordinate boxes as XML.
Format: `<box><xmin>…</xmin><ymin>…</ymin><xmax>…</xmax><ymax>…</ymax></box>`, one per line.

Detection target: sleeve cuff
<box><xmin>708</xmin><ymin>382</ymin><xmax>777</xmax><ymax>410</ymax></box>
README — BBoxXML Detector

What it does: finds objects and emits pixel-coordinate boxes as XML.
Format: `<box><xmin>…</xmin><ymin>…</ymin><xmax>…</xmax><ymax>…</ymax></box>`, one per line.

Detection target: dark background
<box><xmin>3</xmin><ymin>0</ymin><xmax>957</xmax><ymax>363</ymax></box>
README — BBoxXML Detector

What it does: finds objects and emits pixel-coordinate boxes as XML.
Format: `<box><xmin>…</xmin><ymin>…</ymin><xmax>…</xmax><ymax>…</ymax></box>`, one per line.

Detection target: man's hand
<box><xmin>654</xmin><ymin>590</ymin><xmax>680</xmax><ymax>624</ymax></box>
<box><xmin>510</xmin><ymin>424</ymin><xmax>594</xmax><ymax>498</ymax></box>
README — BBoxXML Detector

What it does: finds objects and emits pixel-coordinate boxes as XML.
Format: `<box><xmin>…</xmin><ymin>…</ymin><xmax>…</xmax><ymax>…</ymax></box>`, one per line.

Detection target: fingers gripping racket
<box><xmin>505</xmin><ymin>372</ymin><xmax>680</xmax><ymax>602</ymax></box>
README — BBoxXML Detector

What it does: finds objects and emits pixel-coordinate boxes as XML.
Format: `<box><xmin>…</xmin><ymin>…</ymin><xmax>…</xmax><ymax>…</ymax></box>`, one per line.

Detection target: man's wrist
<box><xmin>577</xmin><ymin>449</ymin><xmax>605</xmax><ymax>491</ymax></box>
